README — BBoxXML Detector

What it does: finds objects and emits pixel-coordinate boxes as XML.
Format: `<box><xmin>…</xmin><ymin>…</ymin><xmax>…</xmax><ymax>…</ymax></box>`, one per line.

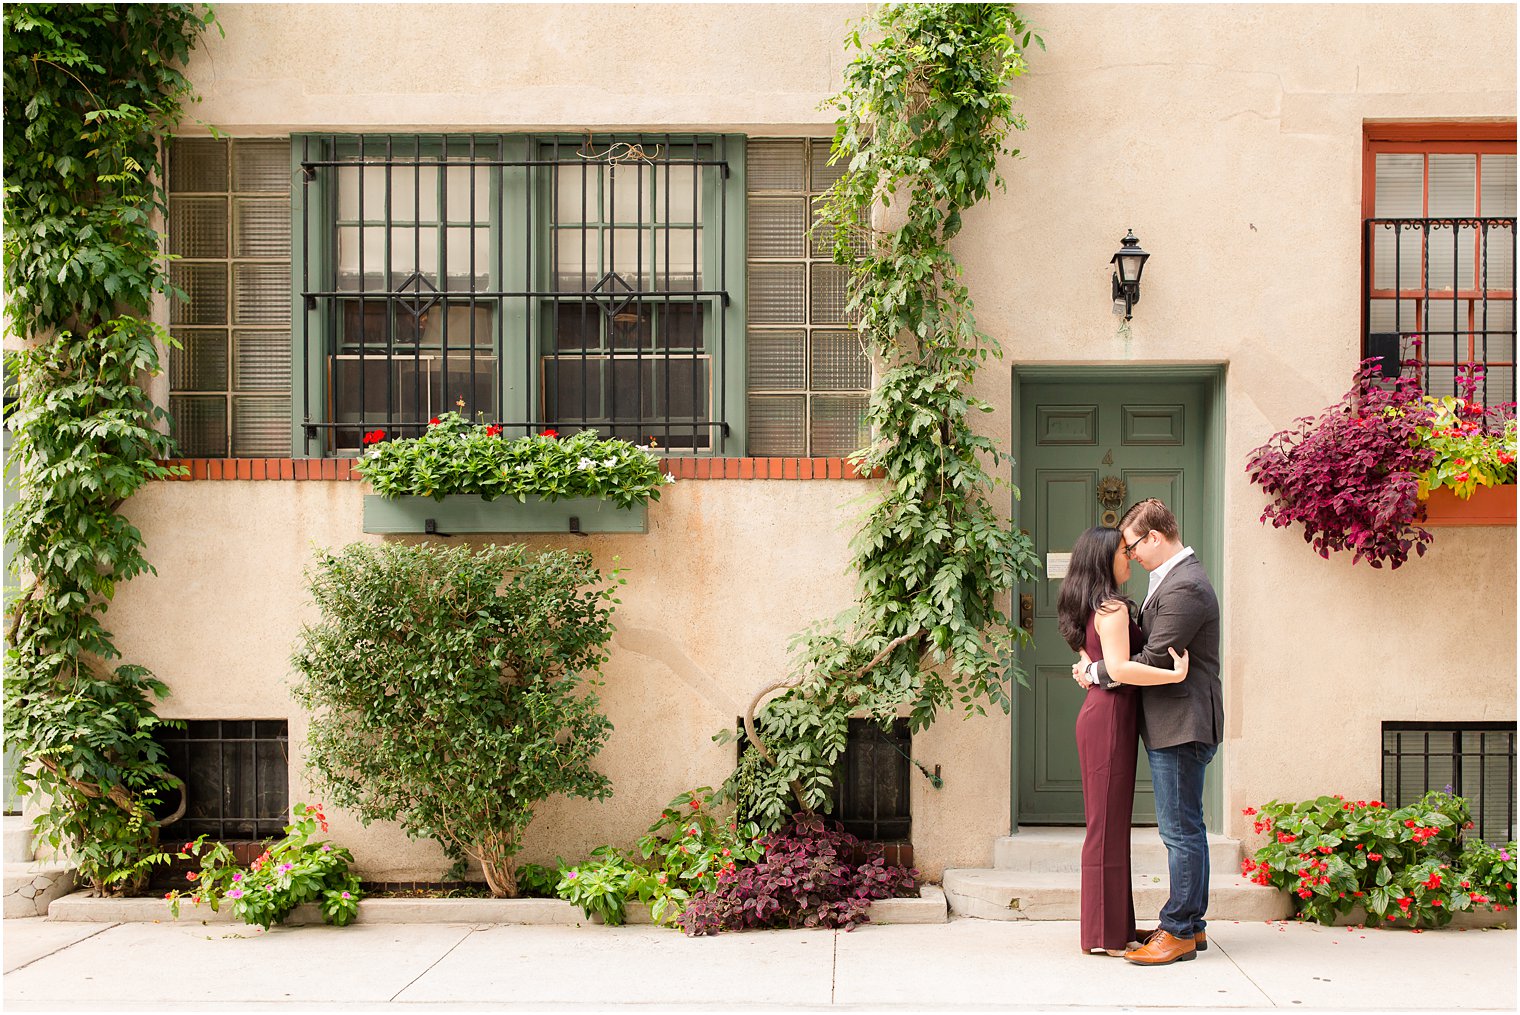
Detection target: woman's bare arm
<box><xmin>1093</xmin><ymin>605</ymin><xmax>1188</xmax><ymax>686</ymax></box>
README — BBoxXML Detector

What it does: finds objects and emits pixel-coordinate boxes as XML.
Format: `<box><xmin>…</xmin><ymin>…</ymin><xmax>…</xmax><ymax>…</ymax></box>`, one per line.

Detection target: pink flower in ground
<box><xmin>231</xmin><ymin>872</ymin><xmax>243</xmax><ymax>881</ymax></box>
<box><xmin>278</xmin><ymin>863</ymin><xmax>294</xmax><ymax>873</ymax></box>
<box><xmin>341</xmin><ymin>891</ymin><xmax>352</xmax><ymax>900</ymax></box>
<box><xmin>227</xmin><ymin>888</ymin><xmax>244</xmax><ymax>899</ymax></box>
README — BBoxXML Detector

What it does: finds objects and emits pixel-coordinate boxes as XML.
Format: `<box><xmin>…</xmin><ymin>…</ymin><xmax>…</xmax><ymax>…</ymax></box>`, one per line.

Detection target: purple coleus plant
<box><xmin>678</xmin><ymin>813</ymin><xmax>917</xmax><ymax>936</ymax></box>
<box><xmin>1246</xmin><ymin>361</ymin><xmax>1435</xmax><ymax>569</ymax></box>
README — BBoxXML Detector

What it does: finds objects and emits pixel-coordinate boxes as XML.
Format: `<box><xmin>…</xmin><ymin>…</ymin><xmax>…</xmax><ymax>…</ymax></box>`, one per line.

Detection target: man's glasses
<box><xmin>1122</xmin><ymin>531</ymin><xmax>1152</xmax><ymax>558</ymax></box>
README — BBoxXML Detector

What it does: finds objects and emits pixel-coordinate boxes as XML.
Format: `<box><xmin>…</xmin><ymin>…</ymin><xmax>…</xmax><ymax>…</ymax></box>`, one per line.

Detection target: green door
<box><xmin>1016</xmin><ymin>378</ymin><xmax>1209</xmax><ymax>825</ymax></box>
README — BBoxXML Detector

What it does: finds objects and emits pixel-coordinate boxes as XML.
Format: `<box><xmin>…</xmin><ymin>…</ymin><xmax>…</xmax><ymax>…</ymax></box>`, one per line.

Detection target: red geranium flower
<box><xmin>429</xmin><ymin>417</ymin><xmax>440</xmax><ymax>426</ymax></box>
<box><xmin>485</xmin><ymin>424</ymin><xmax>503</xmax><ymax>437</ymax></box>
<box><xmin>542</xmin><ymin>428</ymin><xmax>560</xmax><ymax>439</ymax></box>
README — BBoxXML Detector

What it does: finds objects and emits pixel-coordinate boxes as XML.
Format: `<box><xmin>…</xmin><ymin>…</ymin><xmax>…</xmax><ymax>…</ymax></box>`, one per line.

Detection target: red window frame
<box><xmin>1361</xmin><ymin>122</ymin><xmax>1516</xmax><ymax>398</ymax></box>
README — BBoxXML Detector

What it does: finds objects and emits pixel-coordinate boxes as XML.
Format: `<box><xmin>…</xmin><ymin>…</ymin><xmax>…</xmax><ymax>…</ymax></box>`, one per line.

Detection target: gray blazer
<box><xmin>1094</xmin><ymin>553</ymin><xmax>1223</xmax><ymax>751</ymax></box>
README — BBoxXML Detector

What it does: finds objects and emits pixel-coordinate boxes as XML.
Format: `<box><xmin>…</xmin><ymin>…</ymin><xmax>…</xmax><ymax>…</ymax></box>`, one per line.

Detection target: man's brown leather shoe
<box><xmin>1124</xmin><ymin>930</ymin><xmax>1197</xmax><ymax>966</ymax></box>
<box><xmin>1132</xmin><ymin>928</ymin><xmax>1207</xmax><ymax>951</ymax></box>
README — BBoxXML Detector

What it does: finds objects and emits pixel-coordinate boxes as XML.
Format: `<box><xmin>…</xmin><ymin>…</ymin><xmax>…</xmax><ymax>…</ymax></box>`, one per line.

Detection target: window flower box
<box><xmin>354</xmin><ymin>414</ymin><xmax>670</xmax><ymax>534</ymax></box>
<box><xmin>1419</xmin><ymin>484</ymin><xmax>1517</xmax><ymax>527</ymax></box>
<box><xmin>362</xmin><ymin>494</ymin><xmax>648</xmax><ymax>535</ymax></box>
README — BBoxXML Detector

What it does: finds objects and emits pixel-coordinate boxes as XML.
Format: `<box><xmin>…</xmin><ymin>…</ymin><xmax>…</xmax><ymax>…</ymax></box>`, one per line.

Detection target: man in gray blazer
<box><xmin>1074</xmin><ymin>498</ymin><xmax>1223</xmax><ymax>966</ymax></box>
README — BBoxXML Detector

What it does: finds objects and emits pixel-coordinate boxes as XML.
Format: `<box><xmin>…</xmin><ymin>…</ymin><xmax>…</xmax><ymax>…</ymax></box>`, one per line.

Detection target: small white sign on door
<box><xmin>1045</xmin><ymin>552</ymin><xmax>1071</xmax><ymax>580</ymax></box>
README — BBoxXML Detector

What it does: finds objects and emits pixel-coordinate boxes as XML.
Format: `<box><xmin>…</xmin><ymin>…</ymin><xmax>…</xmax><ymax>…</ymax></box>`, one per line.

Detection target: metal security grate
<box><xmin>1382</xmin><ymin>721</ymin><xmax>1516</xmax><ymax>844</ymax></box>
<box><xmin>154</xmin><ymin>720</ymin><xmax>290</xmax><ymax>839</ymax></box>
<box><xmin>298</xmin><ymin>134</ymin><xmax>733</xmax><ymax>455</ymax></box>
<box><xmin>832</xmin><ymin>718</ymin><xmax>912</xmax><ymax>842</ymax></box>
<box><xmin>1363</xmin><ymin>216</ymin><xmax>1517</xmax><ymax>407</ymax></box>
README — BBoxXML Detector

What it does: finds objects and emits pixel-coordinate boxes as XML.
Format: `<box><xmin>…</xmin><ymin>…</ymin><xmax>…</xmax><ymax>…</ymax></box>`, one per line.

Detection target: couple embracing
<box><xmin>1055</xmin><ymin>498</ymin><xmax>1224</xmax><ymax>966</ymax></box>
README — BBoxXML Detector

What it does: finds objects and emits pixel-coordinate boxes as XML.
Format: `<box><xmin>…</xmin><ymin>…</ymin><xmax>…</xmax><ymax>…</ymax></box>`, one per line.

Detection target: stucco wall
<box><xmin>103</xmin><ymin>2</ymin><xmax>1519</xmax><ymax>879</ymax></box>
<box><xmin>957</xmin><ymin>3</ymin><xmax>1516</xmax><ymax>833</ymax></box>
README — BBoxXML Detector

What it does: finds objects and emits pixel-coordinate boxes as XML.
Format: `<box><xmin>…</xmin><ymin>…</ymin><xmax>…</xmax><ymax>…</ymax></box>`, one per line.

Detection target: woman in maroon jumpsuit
<box><xmin>1057</xmin><ymin>526</ymin><xmax>1189</xmax><ymax>956</ymax></box>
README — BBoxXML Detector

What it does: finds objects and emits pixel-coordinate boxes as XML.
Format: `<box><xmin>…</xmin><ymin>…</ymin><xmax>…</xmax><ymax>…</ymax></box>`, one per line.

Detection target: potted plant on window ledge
<box><xmin>354</xmin><ymin>412</ymin><xmax>673</xmax><ymax>535</ymax></box>
<box><xmin>1414</xmin><ymin>388</ymin><xmax>1517</xmax><ymax>527</ymax></box>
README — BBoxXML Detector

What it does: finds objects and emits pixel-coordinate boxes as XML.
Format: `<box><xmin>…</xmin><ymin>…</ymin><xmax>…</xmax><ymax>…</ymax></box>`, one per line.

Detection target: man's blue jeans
<box><xmin>1147</xmin><ymin>740</ymin><xmax>1217</xmax><ymax>938</ymax></box>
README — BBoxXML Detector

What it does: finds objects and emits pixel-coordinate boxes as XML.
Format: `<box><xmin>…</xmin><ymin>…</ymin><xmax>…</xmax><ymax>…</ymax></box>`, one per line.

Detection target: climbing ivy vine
<box><xmin>722</xmin><ymin>4</ymin><xmax>1042</xmax><ymax>827</ymax></box>
<box><xmin>3</xmin><ymin>4</ymin><xmax>216</xmax><ymax>893</ymax></box>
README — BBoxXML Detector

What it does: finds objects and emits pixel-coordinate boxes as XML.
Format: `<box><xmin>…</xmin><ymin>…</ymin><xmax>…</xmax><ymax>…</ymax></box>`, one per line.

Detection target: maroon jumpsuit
<box><xmin>1076</xmin><ymin>611</ymin><xmax>1143</xmax><ymax>953</ymax></box>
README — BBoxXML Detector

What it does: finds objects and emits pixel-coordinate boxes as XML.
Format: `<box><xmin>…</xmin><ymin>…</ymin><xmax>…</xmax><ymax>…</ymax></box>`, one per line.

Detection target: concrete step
<box><xmin>942</xmin><ymin>867</ymin><xmax>1292</xmax><ymax>923</ymax></box>
<box><xmin>4</xmin><ymin>862</ymin><xmax>76</xmax><ymax>919</ymax></box>
<box><xmin>994</xmin><ymin>827</ymin><xmax>1242</xmax><ymax>874</ymax></box>
<box><xmin>3</xmin><ymin>816</ymin><xmax>33</xmax><ymax>865</ymax></box>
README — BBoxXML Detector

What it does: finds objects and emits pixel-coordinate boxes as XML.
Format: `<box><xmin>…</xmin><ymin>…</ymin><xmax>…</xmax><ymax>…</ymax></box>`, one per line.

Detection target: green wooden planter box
<box><xmin>362</xmin><ymin>494</ymin><xmax>648</xmax><ymax>535</ymax></box>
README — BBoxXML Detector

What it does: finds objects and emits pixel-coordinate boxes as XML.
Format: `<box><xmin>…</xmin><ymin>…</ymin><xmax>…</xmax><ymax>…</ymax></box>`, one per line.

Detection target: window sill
<box><xmin>1420</xmin><ymin>484</ymin><xmax>1517</xmax><ymax>527</ymax></box>
<box><xmin>156</xmin><ymin>457</ymin><xmax>883</xmax><ymax>482</ymax></box>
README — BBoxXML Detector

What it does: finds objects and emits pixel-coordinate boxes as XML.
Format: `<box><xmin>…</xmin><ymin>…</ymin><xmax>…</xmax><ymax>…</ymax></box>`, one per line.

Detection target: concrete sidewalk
<box><xmin>2</xmin><ymin>916</ymin><xmax>1514</xmax><ymax>1012</ymax></box>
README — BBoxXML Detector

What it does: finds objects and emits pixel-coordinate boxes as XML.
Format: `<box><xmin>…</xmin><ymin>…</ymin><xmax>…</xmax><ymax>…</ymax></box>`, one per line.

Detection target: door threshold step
<box><xmin>996</xmin><ymin>828</ymin><xmax>1243</xmax><ymax>873</ymax></box>
<box><xmin>943</xmin><ymin>868</ymin><xmax>1292</xmax><ymax>923</ymax></box>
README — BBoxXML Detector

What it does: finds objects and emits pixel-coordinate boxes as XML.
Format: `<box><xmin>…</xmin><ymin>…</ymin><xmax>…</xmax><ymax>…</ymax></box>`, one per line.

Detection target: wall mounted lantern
<box><xmin>1110</xmin><ymin>229</ymin><xmax>1150</xmax><ymax>320</ymax></box>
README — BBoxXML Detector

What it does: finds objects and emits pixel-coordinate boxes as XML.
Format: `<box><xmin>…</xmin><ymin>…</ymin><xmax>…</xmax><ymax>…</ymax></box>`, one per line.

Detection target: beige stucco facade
<box><xmin>104</xmin><ymin>3</ymin><xmax>1517</xmax><ymax>880</ymax></box>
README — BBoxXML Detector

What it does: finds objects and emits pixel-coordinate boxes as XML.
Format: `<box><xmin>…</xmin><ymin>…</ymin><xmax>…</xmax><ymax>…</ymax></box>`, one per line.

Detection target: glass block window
<box><xmin>1383</xmin><ymin>721</ymin><xmax>1516</xmax><ymax>845</ymax></box>
<box><xmin>154</xmin><ymin>720</ymin><xmax>290</xmax><ymax>840</ymax></box>
<box><xmin>167</xmin><ymin>138</ymin><xmax>292</xmax><ymax>457</ymax></box>
<box><xmin>746</xmin><ymin>139</ymin><xmax>870</xmax><ymax>456</ymax></box>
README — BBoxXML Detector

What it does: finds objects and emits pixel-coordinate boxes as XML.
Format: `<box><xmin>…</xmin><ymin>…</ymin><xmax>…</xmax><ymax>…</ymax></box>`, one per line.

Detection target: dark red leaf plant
<box><xmin>1246</xmin><ymin>361</ymin><xmax>1436</xmax><ymax>569</ymax></box>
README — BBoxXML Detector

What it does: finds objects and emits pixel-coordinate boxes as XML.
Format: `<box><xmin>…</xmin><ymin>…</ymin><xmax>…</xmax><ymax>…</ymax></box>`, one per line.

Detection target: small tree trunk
<box><xmin>476</xmin><ymin>831</ymin><xmax>519</xmax><ymax>898</ymax></box>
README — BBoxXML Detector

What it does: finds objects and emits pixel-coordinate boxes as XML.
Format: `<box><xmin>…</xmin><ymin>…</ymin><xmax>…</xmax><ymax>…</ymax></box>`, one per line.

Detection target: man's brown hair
<box><xmin>1119</xmin><ymin>498</ymin><xmax>1179</xmax><ymax>541</ymax></box>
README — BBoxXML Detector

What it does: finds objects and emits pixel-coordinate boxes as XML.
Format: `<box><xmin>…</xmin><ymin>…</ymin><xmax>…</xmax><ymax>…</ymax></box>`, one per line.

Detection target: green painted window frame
<box><xmin>289</xmin><ymin>133</ymin><xmax>747</xmax><ymax>458</ymax></box>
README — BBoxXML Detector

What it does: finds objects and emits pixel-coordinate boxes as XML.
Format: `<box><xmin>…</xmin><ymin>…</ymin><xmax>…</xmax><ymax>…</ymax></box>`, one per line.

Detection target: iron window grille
<box><xmin>153</xmin><ymin>720</ymin><xmax>290</xmax><ymax>840</ymax></box>
<box><xmin>731</xmin><ymin>716</ymin><xmax>912</xmax><ymax>843</ymax></box>
<box><xmin>296</xmin><ymin>134</ymin><xmax>737</xmax><ymax>456</ymax></box>
<box><xmin>832</xmin><ymin>718</ymin><xmax>913</xmax><ymax>842</ymax></box>
<box><xmin>1382</xmin><ymin>721</ymin><xmax>1516</xmax><ymax>845</ymax></box>
<box><xmin>1363</xmin><ymin>216</ymin><xmax>1517</xmax><ymax>407</ymax></box>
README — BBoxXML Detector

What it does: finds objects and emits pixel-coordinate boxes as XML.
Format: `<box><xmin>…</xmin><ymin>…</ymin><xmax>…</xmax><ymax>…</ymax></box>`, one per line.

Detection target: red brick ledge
<box><xmin>155</xmin><ymin>458</ymin><xmax>883</xmax><ymax>482</ymax></box>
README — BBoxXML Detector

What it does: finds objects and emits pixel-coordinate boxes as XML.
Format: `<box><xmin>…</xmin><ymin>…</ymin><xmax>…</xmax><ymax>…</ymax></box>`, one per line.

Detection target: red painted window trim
<box><xmin>1360</xmin><ymin>121</ymin><xmax>1517</xmax><ymax>373</ymax></box>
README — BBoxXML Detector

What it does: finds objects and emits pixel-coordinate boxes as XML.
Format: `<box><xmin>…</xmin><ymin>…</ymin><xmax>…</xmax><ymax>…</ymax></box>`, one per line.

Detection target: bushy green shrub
<box><xmin>1243</xmin><ymin>791</ymin><xmax>1516</xmax><ymax>927</ymax></box>
<box><xmin>293</xmin><ymin>542</ymin><xmax>619</xmax><ymax>896</ymax></box>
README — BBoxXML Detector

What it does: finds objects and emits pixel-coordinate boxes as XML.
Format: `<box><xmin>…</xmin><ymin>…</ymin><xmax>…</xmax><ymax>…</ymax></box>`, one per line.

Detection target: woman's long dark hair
<box><xmin>1056</xmin><ymin>526</ymin><xmax>1128</xmax><ymax>650</ymax></box>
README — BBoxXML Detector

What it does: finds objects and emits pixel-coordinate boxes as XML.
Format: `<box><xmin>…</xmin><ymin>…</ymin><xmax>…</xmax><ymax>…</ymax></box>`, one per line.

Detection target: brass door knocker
<box><xmin>1097</xmin><ymin>475</ymin><xmax>1127</xmax><ymax>528</ymax></box>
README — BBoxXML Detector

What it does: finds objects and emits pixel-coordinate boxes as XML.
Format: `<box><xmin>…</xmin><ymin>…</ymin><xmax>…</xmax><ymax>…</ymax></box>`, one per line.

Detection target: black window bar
<box><xmin>1362</xmin><ymin>215</ymin><xmax>1517</xmax><ymax>411</ymax></box>
<box><xmin>832</xmin><ymin>718</ymin><xmax>913</xmax><ymax>842</ymax></box>
<box><xmin>1382</xmin><ymin>721</ymin><xmax>1517</xmax><ymax>845</ymax></box>
<box><xmin>153</xmin><ymin>720</ymin><xmax>290</xmax><ymax>840</ymax></box>
<box><xmin>298</xmin><ymin>134</ymin><xmax>731</xmax><ymax>455</ymax></box>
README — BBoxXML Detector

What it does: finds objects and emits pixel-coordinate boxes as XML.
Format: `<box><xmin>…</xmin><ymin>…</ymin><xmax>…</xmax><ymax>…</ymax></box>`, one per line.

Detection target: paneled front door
<box><xmin>1015</xmin><ymin>378</ymin><xmax>1209</xmax><ymax>825</ymax></box>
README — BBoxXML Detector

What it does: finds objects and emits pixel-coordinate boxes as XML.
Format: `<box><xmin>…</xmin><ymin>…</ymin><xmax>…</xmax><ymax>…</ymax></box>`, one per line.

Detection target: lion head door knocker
<box><xmin>1096</xmin><ymin>475</ymin><xmax>1128</xmax><ymax>529</ymax></box>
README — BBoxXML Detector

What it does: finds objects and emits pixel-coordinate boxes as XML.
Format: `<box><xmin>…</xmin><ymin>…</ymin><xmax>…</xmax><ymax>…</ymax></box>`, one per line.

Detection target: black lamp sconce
<box><xmin>1110</xmin><ymin>229</ymin><xmax>1151</xmax><ymax>320</ymax></box>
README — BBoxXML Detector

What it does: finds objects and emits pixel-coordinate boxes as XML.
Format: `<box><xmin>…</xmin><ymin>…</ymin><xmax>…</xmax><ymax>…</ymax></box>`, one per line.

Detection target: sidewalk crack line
<box><xmin>831</xmin><ymin>928</ymin><xmax>839</xmax><ymax>1005</ymax></box>
<box><xmin>4</xmin><ymin>921</ymin><xmax>119</xmax><ymax>975</ymax></box>
<box><xmin>388</xmin><ymin>925</ymin><xmax>476</xmax><ymax>1002</ymax></box>
<box><xmin>1216</xmin><ymin>939</ymin><xmax>1278</xmax><ymax>1007</ymax></box>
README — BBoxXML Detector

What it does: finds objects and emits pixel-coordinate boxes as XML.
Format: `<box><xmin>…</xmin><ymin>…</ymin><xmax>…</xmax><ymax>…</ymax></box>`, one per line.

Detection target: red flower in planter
<box><xmin>542</xmin><ymin>428</ymin><xmax>560</xmax><ymax>439</ymax></box>
<box><xmin>485</xmin><ymin>424</ymin><xmax>502</xmax><ymax>437</ymax></box>
<box><xmin>429</xmin><ymin>417</ymin><xmax>440</xmax><ymax>426</ymax></box>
